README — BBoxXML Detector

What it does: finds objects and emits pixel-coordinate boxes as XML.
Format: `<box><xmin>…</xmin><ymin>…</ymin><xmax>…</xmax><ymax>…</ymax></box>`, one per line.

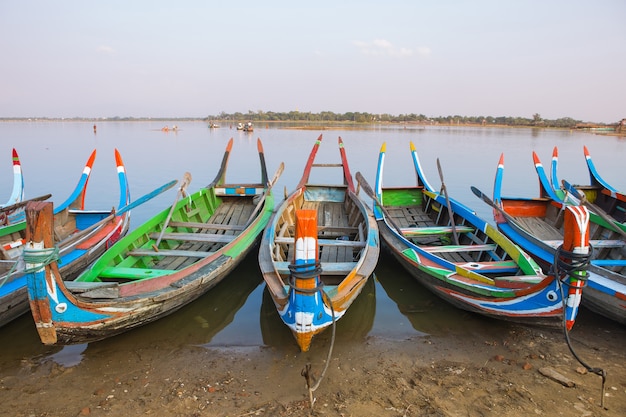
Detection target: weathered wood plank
<box><xmin>421</xmin><ymin>244</ymin><xmax>497</xmax><ymax>253</ymax></box>
<box><xmin>149</xmin><ymin>232</ymin><xmax>237</xmax><ymax>243</ymax></box>
<box><xmin>274</xmin><ymin>261</ymin><xmax>358</xmax><ymax>275</ymax></box>
<box><xmin>128</xmin><ymin>249</ymin><xmax>215</xmax><ymax>258</ymax></box>
<box><xmin>168</xmin><ymin>221</ymin><xmax>245</xmax><ymax>231</ymax></box>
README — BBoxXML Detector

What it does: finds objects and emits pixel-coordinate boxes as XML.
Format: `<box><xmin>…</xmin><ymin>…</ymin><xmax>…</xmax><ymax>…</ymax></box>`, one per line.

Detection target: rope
<box><xmin>288</xmin><ymin>261</ymin><xmax>337</xmax><ymax>408</ymax></box>
<box><xmin>552</xmin><ymin>244</ymin><xmax>606</xmax><ymax>409</ymax></box>
<box><xmin>0</xmin><ymin>246</ymin><xmax>59</xmax><ymax>289</ymax></box>
<box><xmin>22</xmin><ymin>246</ymin><xmax>60</xmax><ymax>271</ymax></box>
<box><xmin>302</xmin><ymin>289</ymin><xmax>336</xmax><ymax>408</ymax></box>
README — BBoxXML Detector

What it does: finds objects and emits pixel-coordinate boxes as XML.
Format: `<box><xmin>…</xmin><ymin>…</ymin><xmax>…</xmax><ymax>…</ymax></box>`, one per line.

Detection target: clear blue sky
<box><xmin>1</xmin><ymin>1</ymin><xmax>624</xmax><ymax>122</ymax></box>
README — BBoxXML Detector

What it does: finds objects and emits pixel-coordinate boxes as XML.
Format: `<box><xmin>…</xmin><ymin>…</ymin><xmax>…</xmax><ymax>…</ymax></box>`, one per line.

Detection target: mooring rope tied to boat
<box><xmin>302</xmin><ymin>289</ymin><xmax>336</xmax><ymax>409</ymax></box>
<box><xmin>289</xmin><ymin>262</ymin><xmax>337</xmax><ymax>409</ymax></box>
<box><xmin>0</xmin><ymin>246</ymin><xmax>60</xmax><ymax>289</ymax></box>
<box><xmin>553</xmin><ymin>244</ymin><xmax>607</xmax><ymax>409</ymax></box>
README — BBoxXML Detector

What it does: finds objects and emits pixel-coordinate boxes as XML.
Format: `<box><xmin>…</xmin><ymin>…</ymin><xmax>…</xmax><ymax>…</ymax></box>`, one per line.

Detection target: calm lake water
<box><xmin>0</xmin><ymin>121</ymin><xmax>623</xmax><ymax>368</ymax></box>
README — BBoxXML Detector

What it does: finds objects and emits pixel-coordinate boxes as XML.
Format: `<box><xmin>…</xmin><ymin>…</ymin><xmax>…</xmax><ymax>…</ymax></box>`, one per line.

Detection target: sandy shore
<box><xmin>0</xmin><ymin>308</ymin><xmax>624</xmax><ymax>417</ymax></box>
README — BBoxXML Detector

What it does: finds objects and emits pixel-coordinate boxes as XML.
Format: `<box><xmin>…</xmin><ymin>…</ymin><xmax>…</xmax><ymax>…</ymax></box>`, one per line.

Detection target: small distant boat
<box><xmin>475</xmin><ymin>152</ymin><xmax>626</xmax><ymax>325</ymax></box>
<box><xmin>258</xmin><ymin>135</ymin><xmax>379</xmax><ymax>352</ymax></box>
<box><xmin>0</xmin><ymin>149</ymin><xmax>133</xmax><ymax>328</ymax></box>
<box><xmin>26</xmin><ymin>138</ymin><xmax>281</xmax><ymax>345</ymax></box>
<box><xmin>236</xmin><ymin>123</ymin><xmax>244</xmax><ymax>130</ymax></box>
<box><xmin>243</xmin><ymin>122</ymin><xmax>253</xmax><ymax>132</ymax></box>
<box><xmin>364</xmin><ymin>142</ymin><xmax>591</xmax><ymax>328</ymax></box>
<box><xmin>208</xmin><ymin>122</ymin><xmax>220</xmax><ymax>129</ymax></box>
<box><xmin>1</xmin><ymin>149</ymin><xmax>25</xmax><ymax>221</ymax></box>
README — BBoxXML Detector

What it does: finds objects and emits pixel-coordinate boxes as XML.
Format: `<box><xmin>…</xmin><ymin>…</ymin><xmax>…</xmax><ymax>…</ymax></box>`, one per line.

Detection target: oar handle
<box><xmin>436</xmin><ymin>158</ymin><xmax>459</xmax><ymax>245</ymax></box>
<box><xmin>153</xmin><ymin>173</ymin><xmax>192</xmax><ymax>250</ymax></box>
<box><xmin>116</xmin><ymin>179</ymin><xmax>178</xmax><ymax>216</ymax></box>
<box><xmin>355</xmin><ymin>171</ymin><xmax>403</xmax><ymax>233</ymax></box>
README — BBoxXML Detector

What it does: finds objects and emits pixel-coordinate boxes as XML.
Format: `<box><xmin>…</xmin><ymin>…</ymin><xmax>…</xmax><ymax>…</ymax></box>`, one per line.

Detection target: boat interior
<box><xmin>90</xmin><ymin>186</ymin><xmax>263</xmax><ymax>283</ymax></box>
<box><xmin>270</xmin><ymin>185</ymin><xmax>368</xmax><ymax>285</ymax></box>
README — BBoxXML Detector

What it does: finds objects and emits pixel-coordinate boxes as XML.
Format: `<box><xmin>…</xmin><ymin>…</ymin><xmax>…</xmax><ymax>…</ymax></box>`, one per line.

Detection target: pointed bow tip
<box><xmin>295</xmin><ymin>332</ymin><xmax>314</xmax><ymax>352</ymax></box>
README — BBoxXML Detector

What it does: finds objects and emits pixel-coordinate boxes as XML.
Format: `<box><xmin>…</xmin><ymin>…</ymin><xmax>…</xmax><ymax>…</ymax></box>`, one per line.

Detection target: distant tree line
<box><xmin>206</xmin><ymin>111</ymin><xmax>591</xmax><ymax>128</ymax></box>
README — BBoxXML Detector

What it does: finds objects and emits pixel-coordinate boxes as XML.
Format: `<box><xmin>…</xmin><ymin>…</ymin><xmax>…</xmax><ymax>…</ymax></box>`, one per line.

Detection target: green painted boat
<box><xmin>25</xmin><ymin>138</ymin><xmax>282</xmax><ymax>345</ymax></box>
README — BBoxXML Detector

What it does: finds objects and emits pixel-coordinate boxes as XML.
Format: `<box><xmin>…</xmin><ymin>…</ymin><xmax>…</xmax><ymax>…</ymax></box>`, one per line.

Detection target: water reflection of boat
<box><xmin>374</xmin><ymin>251</ymin><xmax>501</xmax><ymax>336</ymax></box>
<box><xmin>260</xmin><ymin>275</ymin><xmax>376</xmax><ymax>349</ymax></box>
<box><xmin>84</xmin><ymin>252</ymin><xmax>264</xmax><ymax>348</ymax></box>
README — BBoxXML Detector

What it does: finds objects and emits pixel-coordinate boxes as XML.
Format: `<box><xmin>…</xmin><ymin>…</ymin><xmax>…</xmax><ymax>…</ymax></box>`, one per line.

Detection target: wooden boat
<box><xmin>243</xmin><ymin>122</ymin><xmax>253</xmax><ymax>132</ymax></box>
<box><xmin>475</xmin><ymin>152</ymin><xmax>626</xmax><ymax>325</ymax></box>
<box><xmin>2</xmin><ymin>148</ymin><xmax>24</xmax><ymax>211</ymax></box>
<box><xmin>363</xmin><ymin>142</ymin><xmax>591</xmax><ymax>328</ymax></box>
<box><xmin>258</xmin><ymin>135</ymin><xmax>379</xmax><ymax>352</ymax></box>
<box><xmin>548</xmin><ymin>146</ymin><xmax>626</xmax><ymax>226</ymax></box>
<box><xmin>0</xmin><ymin>149</ymin><xmax>131</xmax><ymax>328</ymax></box>
<box><xmin>25</xmin><ymin>138</ymin><xmax>281</xmax><ymax>345</ymax></box>
<box><xmin>260</xmin><ymin>274</ymin><xmax>376</xmax><ymax>348</ymax></box>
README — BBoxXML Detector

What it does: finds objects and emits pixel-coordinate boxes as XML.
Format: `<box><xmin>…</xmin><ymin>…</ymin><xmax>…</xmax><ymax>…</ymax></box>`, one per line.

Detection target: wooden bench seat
<box><xmin>421</xmin><ymin>244</ymin><xmax>497</xmax><ymax>253</ymax></box>
<box><xmin>99</xmin><ymin>267</ymin><xmax>172</xmax><ymax>280</ymax></box>
<box><xmin>274</xmin><ymin>236</ymin><xmax>366</xmax><ymax>248</ymax></box>
<box><xmin>214</xmin><ymin>185</ymin><xmax>264</xmax><ymax>196</ymax></box>
<box><xmin>493</xmin><ymin>275</ymin><xmax>544</xmax><ymax>289</ymax></box>
<box><xmin>65</xmin><ymin>281</ymin><xmax>120</xmax><ymax>298</ymax></box>
<box><xmin>591</xmin><ymin>259</ymin><xmax>626</xmax><ymax>267</ymax></box>
<box><xmin>149</xmin><ymin>232</ymin><xmax>236</xmax><ymax>244</ymax></box>
<box><xmin>543</xmin><ymin>239</ymin><xmax>624</xmax><ymax>249</ymax></box>
<box><xmin>168</xmin><ymin>221</ymin><xmax>245</xmax><ymax>231</ymax></box>
<box><xmin>128</xmin><ymin>249</ymin><xmax>215</xmax><ymax>258</ymax></box>
<box><xmin>455</xmin><ymin>260</ymin><xmax>519</xmax><ymax>273</ymax></box>
<box><xmin>401</xmin><ymin>225</ymin><xmax>474</xmax><ymax>237</ymax></box>
<box><xmin>274</xmin><ymin>261</ymin><xmax>358</xmax><ymax>275</ymax></box>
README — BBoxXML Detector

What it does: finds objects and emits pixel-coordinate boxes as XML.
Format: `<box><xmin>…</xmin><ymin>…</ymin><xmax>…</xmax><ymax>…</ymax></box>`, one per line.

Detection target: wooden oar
<box><xmin>562</xmin><ymin>180</ymin><xmax>626</xmax><ymax>239</ymax></box>
<box><xmin>436</xmin><ymin>158</ymin><xmax>459</xmax><ymax>245</ymax></box>
<box><xmin>1</xmin><ymin>194</ymin><xmax>52</xmax><ymax>213</ymax></box>
<box><xmin>355</xmin><ymin>171</ymin><xmax>403</xmax><ymax>233</ymax></box>
<box><xmin>117</xmin><ymin>179</ymin><xmax>178</xmax><ymax>216</ymax></box>
<box><xmin>153</xmin><ymin>172</ymin><xmax>192</xmax><ymax>250</ymax></box>
<box><xmin>56</xmin><ymin>179</ymin><xmax>178</xmax><ymax>248</ymax></box>
<box><xmin>243</xmin><ymin>162</ymin><xmax>284</xmax><ymax>228</ymax></box>
<box><xmin>471</xmin><ymin>186</ymin><xmax>512</xmax><ymax>219</ymax></box>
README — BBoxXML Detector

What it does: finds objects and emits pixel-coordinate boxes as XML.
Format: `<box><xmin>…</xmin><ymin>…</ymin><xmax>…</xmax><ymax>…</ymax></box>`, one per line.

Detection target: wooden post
<box><xmin>292</xmin><ymin>209</ymin><xmax>319</xmax><ymax>352</ymax></box>
<box><xmin>561</xmin><ymin>205</ymin><xmax>590</xmax><ymax>331</ymax></box>
<box><xmin>25</xmin><ymin>201</ymin><xmax>58</xmax><ymax>345</ymax></box>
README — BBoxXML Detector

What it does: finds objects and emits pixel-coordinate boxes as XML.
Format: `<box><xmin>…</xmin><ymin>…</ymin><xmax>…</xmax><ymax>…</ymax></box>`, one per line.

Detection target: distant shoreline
<box><xmin>0</xmin><ymin>118</ymin><xmax>622</xmax><ymax>135</ymax></box>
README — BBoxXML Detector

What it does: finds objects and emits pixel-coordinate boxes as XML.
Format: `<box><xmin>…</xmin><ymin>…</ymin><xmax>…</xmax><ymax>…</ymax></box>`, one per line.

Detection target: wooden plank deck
<box><xmin>388</xmin><ymin>204</ymin><xmax>478</xmax><ymax>263</ymax></box>
<box><xmin>514</xmin><ymin>216</ymin><xmax>563</xmax><ymax>240</ymax></box>
<box><xmin>128</xmin><ymin>198</ymin><xmax>254</xmax><ymax>273</ymax></box>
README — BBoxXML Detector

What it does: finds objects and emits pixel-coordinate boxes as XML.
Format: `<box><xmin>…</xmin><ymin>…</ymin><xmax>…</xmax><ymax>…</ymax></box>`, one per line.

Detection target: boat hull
<box><xmin>491</xmin><ymin>152</ymin><xmax>626</xmax><ymax>325</ymax></box>
<box><xmin>258</xmin><ymin>135</ymin><xmax>379</xmax><ymax>351</ymax></box>
<box><xmin>26</xmin><ymin>138</ymin><xmax>277</xmax><ymax>344</ymax></box>
<box><xmin>370</xmin><ymin>142</ymin><xmax>589</xmax><ymax>328</ymax></box>
<box><xmin>0</xmin><ymin>149</ymin><xmax>130</xmax><ymax>328</ymax></box>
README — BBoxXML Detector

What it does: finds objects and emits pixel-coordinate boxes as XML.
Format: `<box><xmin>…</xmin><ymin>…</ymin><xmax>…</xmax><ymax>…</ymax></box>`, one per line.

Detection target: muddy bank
<box><xmin>1</xmin><ymin>309</ymin><xmax>624</xmax><ymax>417</ymax></box>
